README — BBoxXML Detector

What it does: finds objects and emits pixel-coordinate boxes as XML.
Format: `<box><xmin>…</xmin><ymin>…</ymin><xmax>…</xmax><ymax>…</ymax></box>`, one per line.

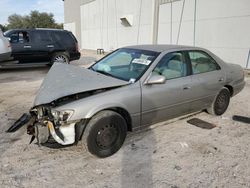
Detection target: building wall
<box><xmin>64</xmin><ymin>0</ymin><xmax>95</xmax><ymax>48</ymax></box>
<box><xmin>64</xmin><ymin>0</ymin><xmax>250</xmax><ymax>68</ymax></box>
<box><xmin>195</xmin><ymin>0</ymin><xmax>250</xmax><ymax>68</ymax></box>
<box><xmin>156</xmin><ymin>0</ymin><xmax>250</xmax><ymax>68</ymax></box>
<box><xmin>80</xmin><ymin>0</ymin><xmax>154</xmax><ymax>51</ymax></box>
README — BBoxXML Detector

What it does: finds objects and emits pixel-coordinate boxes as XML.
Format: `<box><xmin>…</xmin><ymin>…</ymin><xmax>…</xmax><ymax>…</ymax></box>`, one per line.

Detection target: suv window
<box><xmin>188</xmin><ymin>51</ymin><xmax>220</xmax><ymax>74</ymax></box>
<box><xmin>9</xmin><ymin>31</ymin><xmax>29</xmax><ymax>43</ymax></box>
<box><xmin>51</xmin><ymin>31</ymin><xmax>74</xmax><ymax>46</ymax></box>
<box><xmin>34</xmin><ymin>31</ymin><xmax>51</xmax><ymax>43</ymax></box>
<box><xmin>153</xmin><ymin>52</ymin><xmax>187</xmax><ymax>80</ymax></box>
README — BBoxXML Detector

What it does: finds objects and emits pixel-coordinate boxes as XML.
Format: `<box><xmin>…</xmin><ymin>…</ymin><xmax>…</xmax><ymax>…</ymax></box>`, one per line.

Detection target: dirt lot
<box><xmin>0</xmin><ymin>58</ymin><xmax>250</xmax><ymax>188</ymax></box>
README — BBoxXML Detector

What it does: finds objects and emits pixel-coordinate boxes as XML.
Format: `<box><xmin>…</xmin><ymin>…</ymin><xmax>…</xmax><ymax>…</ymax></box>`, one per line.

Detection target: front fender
<box><xmin>83</xmin><ymin>103</ymin><xmax>128</xmax><ymax>119</ymax></box>
<box><xmin>53</xmin><ymin>82</ymin><xmax>141</xmax><ymax>123</ymax></box>
<box><xmin>55</xmin><ymin>102</ymin><xmax>128</xmax><ymax>121</ymax></box>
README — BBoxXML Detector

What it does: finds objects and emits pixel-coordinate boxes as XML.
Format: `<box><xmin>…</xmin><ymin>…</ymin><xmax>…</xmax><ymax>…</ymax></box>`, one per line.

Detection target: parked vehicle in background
<box><xmin>0</xmin><ymin>29</ymin><xmax>12</xmax><ymax>62</ymax></box>
<box><xmin>8</xmin><ymin>45</ymin><xmax>245</xmax><ymax>158</ymax></box>
<box><xmin>3</xmin><ymin>28</ymin><xmax>80</xmax><ymax>66</ymax></box>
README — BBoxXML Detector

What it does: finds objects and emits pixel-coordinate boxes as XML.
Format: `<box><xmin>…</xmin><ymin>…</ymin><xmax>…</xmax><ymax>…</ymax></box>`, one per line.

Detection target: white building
<box><xmin>64</xmin><ymin>0</ymin><xmax>250</xmax><ymax>68</ymax></box>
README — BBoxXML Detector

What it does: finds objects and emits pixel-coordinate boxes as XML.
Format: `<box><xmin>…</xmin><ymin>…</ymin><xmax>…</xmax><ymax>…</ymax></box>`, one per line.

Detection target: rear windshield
<box><xmin>68</xmin><ymin>32</ymin><xmax>77</xmax><ymax>43</ymax></box>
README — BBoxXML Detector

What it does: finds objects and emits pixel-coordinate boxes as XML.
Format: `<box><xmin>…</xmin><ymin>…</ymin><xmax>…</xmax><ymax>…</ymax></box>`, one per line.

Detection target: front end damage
<box><xmin>6</xmin><ymin>63</ymin><xmax>128</xmax><ymax>146</ymax></box>
<box><xmin>7</xmin><ymin>105</ymin><xmax>86</xmax><ymax>146</ymax></box>
<box><xmin>27</xmin><ymin>106</ymin><xmax>83</xmax><ymax>145</ymax></box>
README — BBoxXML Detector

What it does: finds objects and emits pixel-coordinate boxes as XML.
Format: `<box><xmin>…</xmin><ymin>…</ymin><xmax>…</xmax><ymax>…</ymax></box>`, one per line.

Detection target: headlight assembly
<box><xmin>51</xmin><ymin>109</ymin><xmax>74</xmax><ymax>122</ymax></box>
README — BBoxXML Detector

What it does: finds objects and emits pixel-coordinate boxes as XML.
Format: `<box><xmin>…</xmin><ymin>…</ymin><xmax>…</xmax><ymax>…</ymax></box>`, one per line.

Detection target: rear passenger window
<box><xmin>52</xmin><ymin>31</ymin><xmax>74</xmax><ymax>46</ymax></box>
<box><xmin>34</xmin><ymin>31</ymin><xmax>51</xmax><ymax>42</ymax></box>
<box><xmin>188</xmin><ymin>51</ymin><xmax>220</xmax><ymax>74</ymax></box>
<box><xmin>153</xmin><ymin>52</ymin><xmax>187</xmax><ymax>80</ymax></box>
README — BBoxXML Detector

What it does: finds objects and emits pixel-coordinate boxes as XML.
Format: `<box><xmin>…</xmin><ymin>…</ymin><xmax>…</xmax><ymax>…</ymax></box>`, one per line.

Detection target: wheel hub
<box><xmin>96</xmin><ymin>125</ymin><xmax>118</xmax><ymax>149</ymax></box>
<box><xmin>54</xmin><ymin>56</ymin><xmax>67</xmax><ymax>63</ymax></box>
<box><xmin>216</xmin><ymin>93</ymin><xmax>226</xmax><ymax>108</ymax></box>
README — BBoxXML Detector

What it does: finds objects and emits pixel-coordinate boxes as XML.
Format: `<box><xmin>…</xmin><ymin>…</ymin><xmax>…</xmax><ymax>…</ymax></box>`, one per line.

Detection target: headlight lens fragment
<box><xmin>51</xmin><ymin>109</ymin><xmax>74</xmax><ymax>122</ymax></box>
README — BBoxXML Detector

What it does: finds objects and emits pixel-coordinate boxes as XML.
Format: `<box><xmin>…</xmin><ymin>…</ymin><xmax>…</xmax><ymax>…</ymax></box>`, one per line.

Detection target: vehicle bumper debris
<box><xmin>6</xmin><ymin>113</ymin><xmax>33</xmax><ymax>132</ymax></box>
<box><xmin>232</xmin><ymin>115</ymin><xmax>250</xmax><ymax>124</ymax></box>
<box><xmin>7</xmin><ymin>105</ymin><xmax>81</xmax><ymax>146</ymax></box>
<box><xmin>187</xmin><ymin>118</ymin><xmax>216</xmax><ymax>129</ymax></box>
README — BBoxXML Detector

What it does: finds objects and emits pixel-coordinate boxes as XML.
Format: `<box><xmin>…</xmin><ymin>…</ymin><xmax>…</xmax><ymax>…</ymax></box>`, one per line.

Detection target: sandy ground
<box><xmin>0</xmin><ymin>57</ymin><xmax>250</xmax><ymax>188</ymax></box>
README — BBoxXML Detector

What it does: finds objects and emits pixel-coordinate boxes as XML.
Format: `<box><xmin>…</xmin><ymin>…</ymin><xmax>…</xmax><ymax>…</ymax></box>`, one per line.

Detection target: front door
<box><xmin>9</xmin><ymin>31</ymin><xmax>33</xmax><ymax>63</ymax></box>
<box><xmin>141</xmin><ymin>51</ymin><xmax>193</xmax><ymax>126</ymax></box>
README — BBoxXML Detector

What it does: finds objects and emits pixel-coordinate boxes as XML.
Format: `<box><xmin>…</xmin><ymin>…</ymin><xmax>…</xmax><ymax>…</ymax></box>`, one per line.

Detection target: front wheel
<box><xmin>83</xmin><ymin>110</ymin><xmax>127</xmax><ymax>158</ymax></box>
<box><xmin>207</xmin><ymin>87</ymin><xmax>230</xmax><ymax>116</ymax></box>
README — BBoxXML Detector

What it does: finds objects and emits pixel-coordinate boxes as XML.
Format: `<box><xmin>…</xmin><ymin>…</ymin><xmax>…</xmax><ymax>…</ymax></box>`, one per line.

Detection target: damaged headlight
<box><xmin>51</xmin><ymin>109</ymin><xmax>74</xmax><ymax>122</ymax></box>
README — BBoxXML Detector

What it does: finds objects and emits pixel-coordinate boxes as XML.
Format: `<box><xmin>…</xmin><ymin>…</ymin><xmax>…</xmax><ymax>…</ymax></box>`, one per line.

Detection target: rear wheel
<box><xmin>207</xmin><ymin>87</ymin><xmax>230</xmax><ymax>116</ymax></box>
<box><xmin>51</xmin><ymin>52</ymin><xmax>69</xmax><ymax>64</ymax></box>
<box><xmin>83</xmin><ymin>110</ymin><xmax>127</xmax><ymax>158</ymax></box>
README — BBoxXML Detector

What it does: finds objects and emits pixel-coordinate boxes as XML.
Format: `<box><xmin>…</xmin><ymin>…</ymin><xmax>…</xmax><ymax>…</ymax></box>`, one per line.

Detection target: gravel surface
<box><xmin>0</xmin><ymin>59</ymin><xmax>249</xmax><ymax>188</ymax></box>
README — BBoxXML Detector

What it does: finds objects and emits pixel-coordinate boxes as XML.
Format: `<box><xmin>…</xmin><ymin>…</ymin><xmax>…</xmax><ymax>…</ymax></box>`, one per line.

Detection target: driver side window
<box><xmin>153</xmin><ymin>52</ymin><xmax>187</xmax><ymax>80</ymax></box>
<box><xmin>10</xmin><ymin>31</ymin><xmax>29</xmax><ymax>44</ymax></box>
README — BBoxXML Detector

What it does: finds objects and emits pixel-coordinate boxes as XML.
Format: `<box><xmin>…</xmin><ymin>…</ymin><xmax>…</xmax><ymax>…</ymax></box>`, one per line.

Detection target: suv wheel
<box><xmin>51</xmin><ymin>52</ymin><xmax>69</xmax><ymax>64</ymax></box>
<box><xmin>83</xmin><ymin>110</ymin><xmax>127</xmax><ymax>158</ymax></box>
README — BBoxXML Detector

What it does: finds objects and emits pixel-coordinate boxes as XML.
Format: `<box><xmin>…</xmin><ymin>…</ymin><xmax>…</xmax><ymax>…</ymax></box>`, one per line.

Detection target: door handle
<box><xmin>47</xmin><ymin>45</ymin><xmax>54</xmax><ymax>48</ymax></box>
<box><xmin>24</xmin><ymin>45</ymin><xmax>31</xmax><ymax>49</ymax></box>
<box><xmin>183</xmin><ymin>86</ymin><xmax>191</xmax><ymax>90</ymax></box>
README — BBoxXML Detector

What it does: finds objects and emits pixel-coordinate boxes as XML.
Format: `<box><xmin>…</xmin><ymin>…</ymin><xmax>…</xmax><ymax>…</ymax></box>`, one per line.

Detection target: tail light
<box><xmin>75</xmin><ymin>42</ymin><xmax>79</xmax><ymax>52</ymax></box>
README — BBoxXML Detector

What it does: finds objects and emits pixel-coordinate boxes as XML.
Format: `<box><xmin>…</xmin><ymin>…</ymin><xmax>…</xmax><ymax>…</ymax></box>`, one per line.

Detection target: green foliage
<box><xmin>0</xmin><ymin>24</ymin><xmax>8</xmax><ymax>32</ymax></box>
<box><xmin>6</xmin><ymin>11</ymin><xmax>63</xmax><ymax>30</ymax></box>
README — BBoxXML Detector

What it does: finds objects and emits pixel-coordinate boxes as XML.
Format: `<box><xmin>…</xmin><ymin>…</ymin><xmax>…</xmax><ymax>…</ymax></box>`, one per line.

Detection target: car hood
<box><xmin>33</xmin><ymin>63</ymin><xmax>128</xmax><ymax>106</ymax></box>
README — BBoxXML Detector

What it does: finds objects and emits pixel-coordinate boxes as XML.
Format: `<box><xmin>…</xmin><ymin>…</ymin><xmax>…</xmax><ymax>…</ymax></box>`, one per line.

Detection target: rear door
<box><xmin>187</xmin><ymin>50</ymin><xmax>226</xmax><ymax>111</ymax></box>
<box><xmin>30</xmin><ymin>30</ymin><xmax>53</xmax><ymax>62</ymax></box>
<box><xmin>141</xmin><ymin>51</ymin><xmax>193</xmax><ymax>126</ymax></box>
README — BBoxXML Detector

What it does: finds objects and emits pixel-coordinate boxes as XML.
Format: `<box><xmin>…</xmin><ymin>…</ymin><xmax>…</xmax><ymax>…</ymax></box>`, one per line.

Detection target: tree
<box><xmin>6</xmin><ymin>11</ymin><xmax>63</xmax><ymax>30</ymax></box>
<box><xmin>7</xmin><ymin>14</ymin><xmax>26</xmax><ymax>29</ymax></box>
<box><xmin>0</xmin><ymin>24</ymin><xmax>7</xmax><ymax>32</ymax></box>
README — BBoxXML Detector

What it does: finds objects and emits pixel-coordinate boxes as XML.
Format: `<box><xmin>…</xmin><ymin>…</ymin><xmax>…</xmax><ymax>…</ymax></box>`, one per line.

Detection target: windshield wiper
<box><xmin>95</xmin><ymin>70</ymin><xmax>114</xmax><ymax>77</ymax></box>
<box><xmin>94</xmin><ymin>69</ymin><xmax>127</xmax><ymax>81</ymax></box>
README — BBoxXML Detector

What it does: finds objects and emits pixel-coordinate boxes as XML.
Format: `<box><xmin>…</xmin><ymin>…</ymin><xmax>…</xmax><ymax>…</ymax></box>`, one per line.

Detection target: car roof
<box><xmin>123</xmin><ymin>44</ymin><xmax>204</xmax><ymax>53</ymax></box>
<box><xmin>6</xmin><ymin>28</ymin><xmax>67</xmax><ymax>32</ymax></box>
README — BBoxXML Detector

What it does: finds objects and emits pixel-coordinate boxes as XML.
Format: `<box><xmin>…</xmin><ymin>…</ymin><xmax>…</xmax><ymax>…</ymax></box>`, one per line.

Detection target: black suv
<box><xmin>4</xmin><ymin>28</ymin><xmax>80</xmax><ymax>65</ymax></box>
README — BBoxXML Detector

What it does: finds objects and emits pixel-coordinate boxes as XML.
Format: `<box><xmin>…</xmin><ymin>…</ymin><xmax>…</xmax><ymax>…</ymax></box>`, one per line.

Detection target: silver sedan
<box><xmin>15</xmin><ymin>45</ymin><xmax>246</xmax><ymax>157</ymax></box>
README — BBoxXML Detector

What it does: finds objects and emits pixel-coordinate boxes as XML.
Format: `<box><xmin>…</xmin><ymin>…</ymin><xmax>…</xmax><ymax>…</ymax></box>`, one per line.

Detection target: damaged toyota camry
<box><xmin>8</xmin><ymin>45</ymin><xmax>245</xmax><ymax>158</ymax></box>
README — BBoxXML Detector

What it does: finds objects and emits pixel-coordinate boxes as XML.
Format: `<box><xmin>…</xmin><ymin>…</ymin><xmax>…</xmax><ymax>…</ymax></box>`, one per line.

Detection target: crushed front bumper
<box><xmin>7</xmin><ymin>112</ymin><xmax>81</xmax><ymax>146</ymax></box>
<box><xmin>28</xmin><ymin>119</ymin><xmax>77</xmax><ymax>145</ymax></box>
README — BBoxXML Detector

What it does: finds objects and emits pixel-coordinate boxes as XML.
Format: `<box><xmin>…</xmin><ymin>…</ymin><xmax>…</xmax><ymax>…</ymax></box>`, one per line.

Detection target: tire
<box><xmin>207</xmin><ymin>87</ymin><xmax>230</xmax><ymax>116</ymax></box>
<box><xmin>51</xmin><ymin>52</ymin><xmax>69</xmax><ymax>64</ymax></box>
<box><xmin>83</xmin><ymin>110</ymin><xmax>127</xmax><ymax>158</ymax></box>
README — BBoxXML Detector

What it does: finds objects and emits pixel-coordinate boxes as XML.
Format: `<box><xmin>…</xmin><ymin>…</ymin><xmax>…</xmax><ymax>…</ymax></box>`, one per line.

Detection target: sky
<box><xmin>0</xmin><ymin>0</ymin><xmax>64</xmax><ymax>25</ymax></box>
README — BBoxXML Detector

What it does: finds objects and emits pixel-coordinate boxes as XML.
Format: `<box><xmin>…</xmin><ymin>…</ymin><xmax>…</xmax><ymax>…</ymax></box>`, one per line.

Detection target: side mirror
<box><xmin>145</xmin><ymin>74</ymin><xmax>166</xmax><ymax>85</ymax></box>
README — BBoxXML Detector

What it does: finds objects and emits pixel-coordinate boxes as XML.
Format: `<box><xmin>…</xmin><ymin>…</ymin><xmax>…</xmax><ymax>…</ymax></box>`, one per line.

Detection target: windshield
<box><xmin>91</xmin><ymin>48</ymin><xmax>160</xmax><ymax>82</ymax></box>
<box><xmin>3</xmin><ymin>30</ymin><xmax>12</xmax><ymax>37</ymax></box>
